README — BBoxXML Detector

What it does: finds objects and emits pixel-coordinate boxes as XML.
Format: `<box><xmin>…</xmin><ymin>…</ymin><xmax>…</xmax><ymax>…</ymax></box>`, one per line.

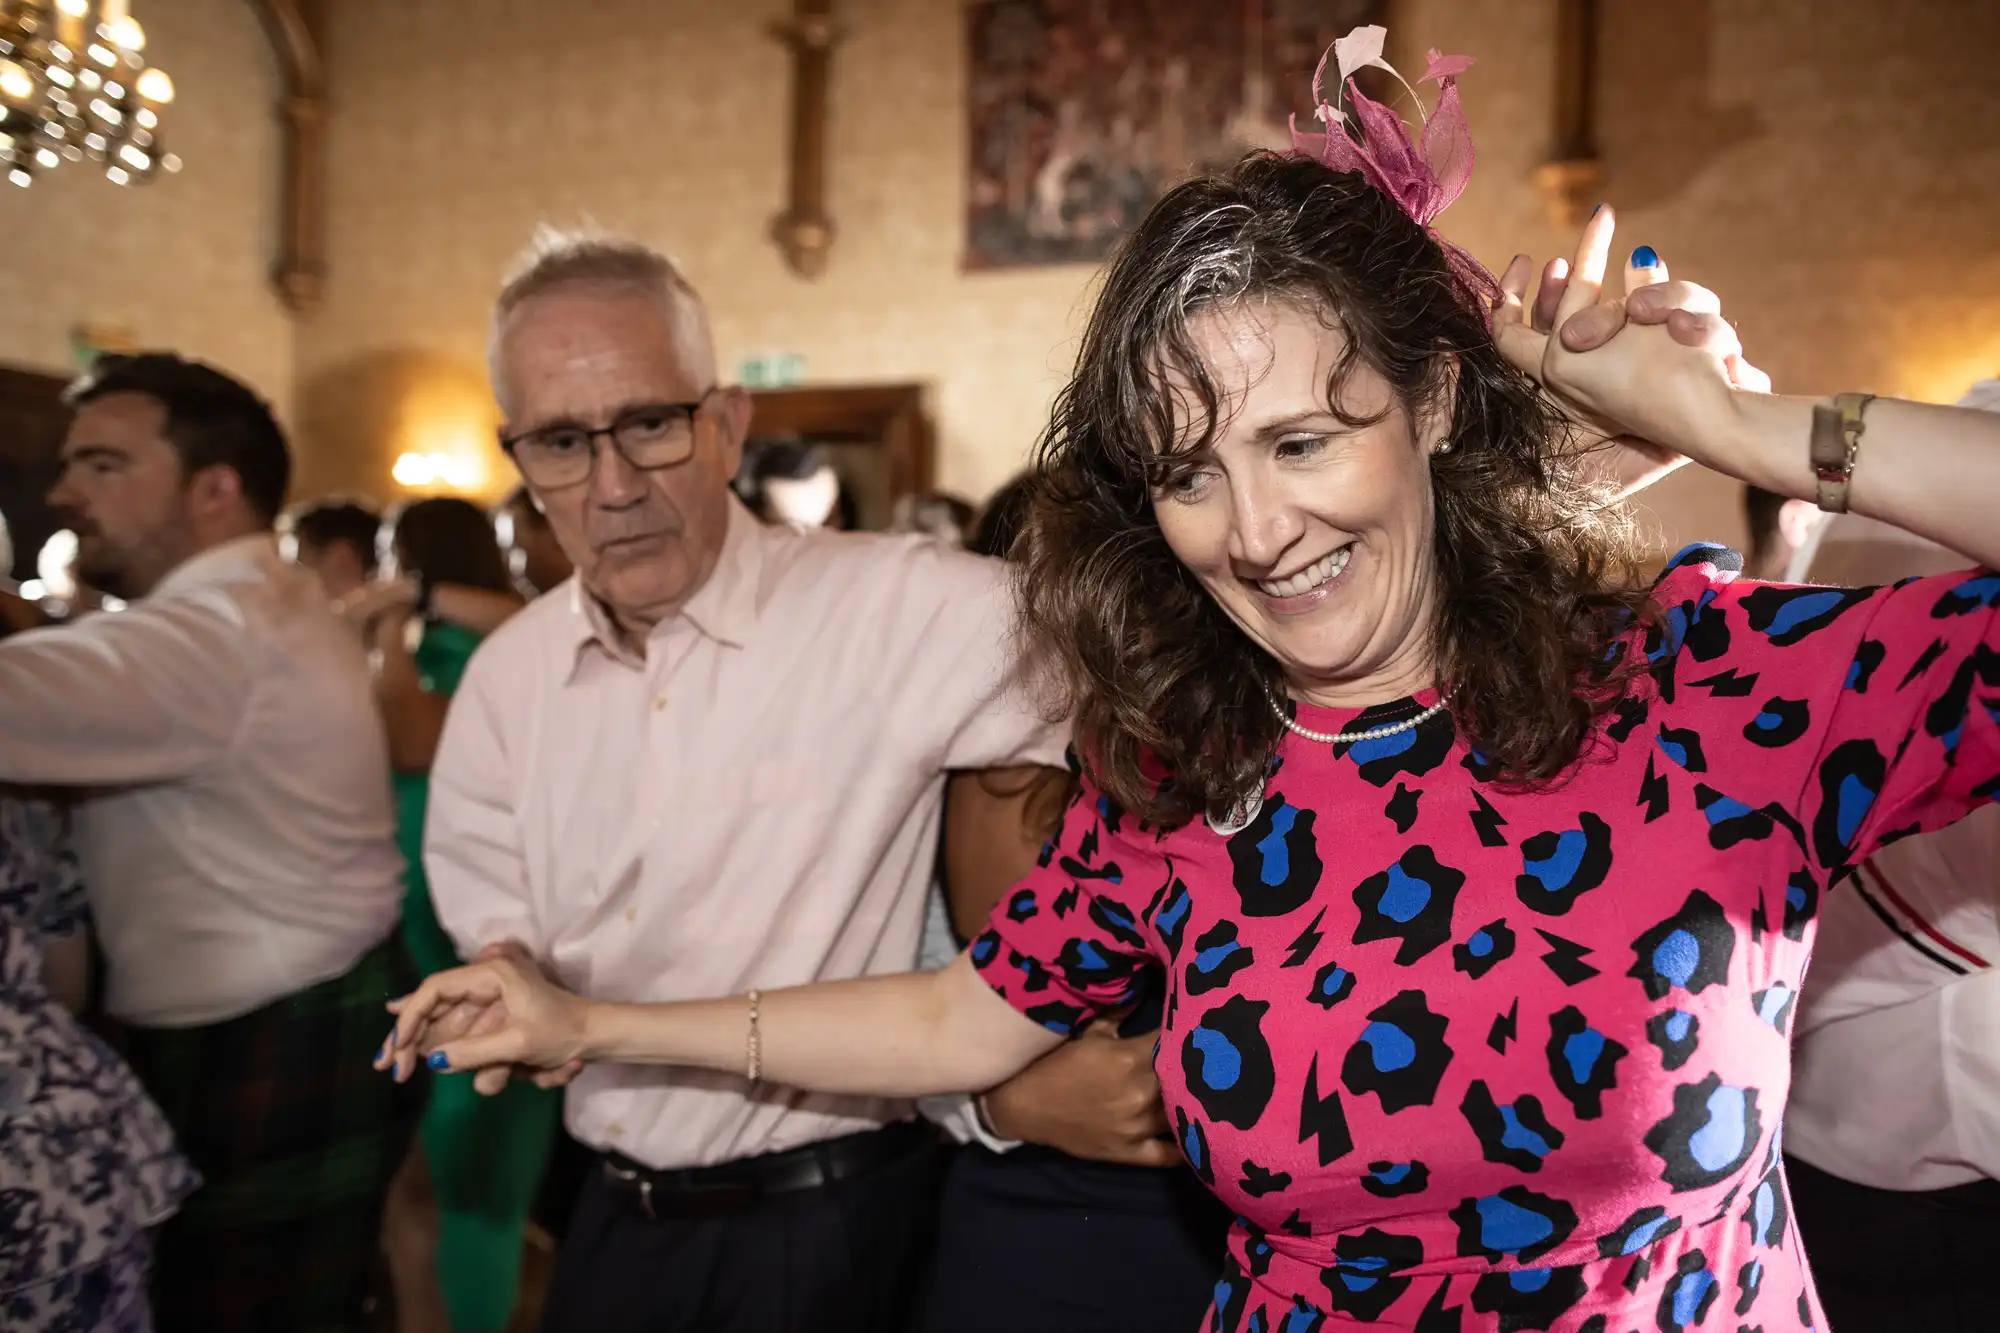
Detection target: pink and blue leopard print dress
<box><xmin>973</xmin><ymin>545</ymin><xmax>2000</xmax><ymax>1332</ymax></box>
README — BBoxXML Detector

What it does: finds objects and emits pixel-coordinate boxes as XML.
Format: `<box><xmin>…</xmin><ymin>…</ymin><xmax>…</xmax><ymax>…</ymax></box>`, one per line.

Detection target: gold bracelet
<box><xmin>745</xmin><ymin>988</ymin><xmax>762</xmax><ymax>1084</ymax></box>
<box><xmin>1809</xmin><ymin>391</ymin><xmax>1875</xmax><ymax>513</ymax></box>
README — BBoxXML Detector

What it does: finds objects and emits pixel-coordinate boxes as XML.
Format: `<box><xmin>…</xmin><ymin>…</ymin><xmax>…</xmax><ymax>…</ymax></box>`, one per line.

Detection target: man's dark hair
<box><xmin>970</xmin><ymin>474</ymin><xmax>1034</xmax><ymax>560</ymax></box>
<box><xmin>1742</xmin><ymin>484</ymin><xmax>1788</xmax><ymax>570</ymax></box>
<box><xmin>388</xmin><ymin>496</ymin><xmax>515</xmax><ymax>594</ymax></box>
<box><xmin>745</xmin><ymin>437</ymin><xmax>830</xmax><ymax>485</ymax></box>
<box><xmin>64</xmin><ymin>352</ymin><xmax>292</xmax><ymax>524</ymax></box>
<box><xmin>288</xmin><ymin>498</ymin><xmax>382</xmax><ymax>575</ymax></box>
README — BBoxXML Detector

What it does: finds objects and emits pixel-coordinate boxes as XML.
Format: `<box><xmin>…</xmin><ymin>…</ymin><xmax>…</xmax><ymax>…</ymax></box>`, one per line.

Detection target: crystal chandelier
<box><xmin>0</xmin><ymin>0</ymin><xmax>178</xmax><ymax>188</ymax></box>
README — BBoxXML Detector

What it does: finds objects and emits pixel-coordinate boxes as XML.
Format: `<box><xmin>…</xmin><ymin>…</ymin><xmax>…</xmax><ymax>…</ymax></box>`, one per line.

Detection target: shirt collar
<box><xmin>563</xmin><ymin>494</ymin><xmax>766</xmax><ymax>678</ymax></box>
<box><xmin>151</xmin><ymin>534</ymin><xmax>280</xmax><ymax>599</ymax></box>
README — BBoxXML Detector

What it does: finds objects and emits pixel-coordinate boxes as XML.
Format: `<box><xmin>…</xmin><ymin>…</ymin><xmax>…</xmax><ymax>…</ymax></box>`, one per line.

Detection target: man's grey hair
<box><xmin>488</xmin><ymin>225</ymin><xmax>717</xmax><ymax>410</ymax></box>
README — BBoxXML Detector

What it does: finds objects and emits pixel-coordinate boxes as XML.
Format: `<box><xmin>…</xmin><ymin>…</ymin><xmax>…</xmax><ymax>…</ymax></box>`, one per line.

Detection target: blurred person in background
<box><xmin>493</xmin><ymin>486</ymin><xmax>573</xmax><ymax>597</ymax></box>
<box><xmin>891</xmin><ymin>492</ymin><xmax>977</xmax><ymax>547</ymax></box>
<box><xmin>340</xmin><ymin>497</ymin><xmax>548</xmax><ymax>1333</ymax></box>
<box><xmin>0</xmin><ymin>788</ymin><xmax>199</xmax><ymax>1331</ymax></box>
<box><xmin>0</xmin><ymin>513</ymin><xmax>52</xmax><ymax>637</ymax></box>
<box><xmin>915</xmin><ymin>472</ymin><xmax>1229</xmax><ymax>1333</ymax></box>
<box><xmin>740</xmin><ymin>437</ymin><xmax>857</xmax><ymax>530</ymax></box>
<box><xmin>287</xmin><ymin>497</ymin><xmax>383</xmax><ymax>601</ymax></box>
<box><xmin>1741</xmin><ymin>483</ymin><xmax>1821</xmax><ymax>581</ymax></box>
<box><xmin>0</xmin><ymin>352</ymin><xmax>419</xmax><ymax>1333</ymax></box>
<box><xmin>1781</xmin><ymin>379</ymin><xmax>2000</xmax><ymax>1333</ymax></box>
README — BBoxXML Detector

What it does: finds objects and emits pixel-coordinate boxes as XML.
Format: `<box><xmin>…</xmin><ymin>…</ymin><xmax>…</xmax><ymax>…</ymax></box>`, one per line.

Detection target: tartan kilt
<box><xmin>112</xmin><ymin>932</ymin><xmax>424</xmax><ymax>1333</ymax></box>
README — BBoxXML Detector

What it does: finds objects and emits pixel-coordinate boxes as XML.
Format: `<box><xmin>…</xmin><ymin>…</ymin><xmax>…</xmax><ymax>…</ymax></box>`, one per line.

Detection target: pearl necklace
<box><xmin>1262</xmin><ymin>683</ymin><xmax>1457</xmax><ymax>745</ymax></box>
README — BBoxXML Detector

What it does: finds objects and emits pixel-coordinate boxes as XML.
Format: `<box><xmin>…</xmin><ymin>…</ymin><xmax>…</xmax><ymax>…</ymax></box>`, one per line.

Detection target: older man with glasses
<box><xmin>420</xmin><ymin>230</ymin><xmax>1152</xmax><ymax>1333</ymax></box>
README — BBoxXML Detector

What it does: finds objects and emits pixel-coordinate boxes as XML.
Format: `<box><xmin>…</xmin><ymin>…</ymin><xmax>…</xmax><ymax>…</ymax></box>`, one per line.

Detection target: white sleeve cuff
<box><xmin>918</xmin><ymin>1092</ymin><xmax>1023</xmax><ymax>1154</ymax></box>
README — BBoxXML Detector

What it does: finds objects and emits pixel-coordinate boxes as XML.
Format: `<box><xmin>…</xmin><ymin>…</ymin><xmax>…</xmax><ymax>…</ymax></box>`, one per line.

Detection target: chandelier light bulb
<box><xmin>105</xmin><ymin>17</ymin><xmax>145</xmax><ymax>52</ymax></box>
<box><xmin>2</xmin><ymin>5</ymin><xmax>183</xmax><ymax>186</ymax></box>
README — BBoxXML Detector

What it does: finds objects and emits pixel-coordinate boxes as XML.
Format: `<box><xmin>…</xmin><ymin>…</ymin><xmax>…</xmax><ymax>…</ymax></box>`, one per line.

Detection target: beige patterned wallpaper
<box><xmin>11</xmin><ymin>0</ymin><xmax>1997</xmax><ymax>558</ymax></box>
<box><xmin>0</xmin><ymin>0</ymin><xmax>291</xmax><ymax>414</ymax></box>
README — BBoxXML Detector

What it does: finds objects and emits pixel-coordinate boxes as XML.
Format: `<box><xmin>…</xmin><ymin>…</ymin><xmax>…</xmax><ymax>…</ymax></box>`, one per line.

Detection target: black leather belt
<box><xmin>599</xmin><ymin>1120</ymin><xmax>933</xmax><ymax>1219</ymax></box>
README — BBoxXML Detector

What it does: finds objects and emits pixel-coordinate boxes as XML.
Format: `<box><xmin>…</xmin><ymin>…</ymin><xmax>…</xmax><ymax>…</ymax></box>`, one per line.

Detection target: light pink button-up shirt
<box><xmin>425</xmin><ymin>497</ymin><xmax>1064</xmax><ymax>1169</ymax></box>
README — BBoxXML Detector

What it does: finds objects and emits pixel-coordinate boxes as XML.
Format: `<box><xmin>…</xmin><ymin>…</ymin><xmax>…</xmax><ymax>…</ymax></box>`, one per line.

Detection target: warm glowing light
<box><xmin>105</xmin><ymin>164</ymin><xmax>129</xmax><ymax>184</ymax></box>
<box><xmin>136</xmin><ymin>67</ymin><xmax>172</xmax><ymax>103</ymax></box>
<box><xmin>118</xmin><ymin>143</ymin><xmax>148</xmax><ymax>169</ymax></box>
<box><xmin>7</xmin><ymin>168</ymin><xmax>31</xmax><ymax>188</ymax></box>
<box><xmin>0</xmin><ymin>61</ymin><xmax>33</xmax><ymax>101</ymax></box>
<box><xmin>87</xmin><ymin>43</ymin><xmax>116</xmax><ymax>67</ymax></box>
<box><xmin>392</xmin><ymin>452</ymin><xmax>481</xmax><ymax>491</ymax></box>
<box><xmin>105</xmin><ymin>16</ymin><xmax>146</xmax><ymax>51</ymax></box>
<box><xmin>135</xmin><ymin>106</ymin><xmax>157</xmax><ymax>127</ymax></box>
<box><xmin>37</xmin><ymin>531</ymin><xmax>77</xmax><ymax>599</ymax></box>
<box><xmin>57</xmin><ymin>0</ymin><xmax>90</xmax><ymax>15</ymax></box>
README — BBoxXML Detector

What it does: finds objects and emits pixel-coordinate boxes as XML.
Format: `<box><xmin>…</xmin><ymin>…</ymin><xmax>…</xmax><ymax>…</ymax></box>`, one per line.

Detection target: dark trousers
<box><xmin>919</xmin><ymin>1144</ymin><xmax>1230</xmax><ymax>1333</ymax></box>
<box><xmin>539</xmin><ymin>1127</ymin><xmax>941</xmax><ymax>1333</ymax></box>
<box><xmin>114</xmin><ymin>936</ymin><xmax>423</xmax><ymax>1333</ymax></box>
<box><xmin>1788</xmin><ymin>1154</ymin><xmax>2000</xmax><ymax>1333</ymax></box>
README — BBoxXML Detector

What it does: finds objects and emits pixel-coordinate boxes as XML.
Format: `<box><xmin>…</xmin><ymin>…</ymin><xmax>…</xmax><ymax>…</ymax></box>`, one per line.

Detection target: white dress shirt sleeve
<box><xmin>892</xmin><ymin>546</ymin><xmax>1067</xmax><ymax>773</ymax></box>
<box><xmin>425</xmin><ymin>652</ymin><xmax>540</xmax><ymax>959</ymax></box>
<box><xmin>0</xmin><ymin>594</ymin><xmax>251</xmax><ymax>786</ymax></box>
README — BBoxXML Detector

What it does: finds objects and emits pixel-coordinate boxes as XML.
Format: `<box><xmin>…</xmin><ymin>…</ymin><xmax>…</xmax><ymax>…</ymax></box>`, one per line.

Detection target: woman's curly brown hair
<box><xmin>1018</xmin><ymin>152</ymin><xmax>1657</xmax><ymax>829</ymax></box>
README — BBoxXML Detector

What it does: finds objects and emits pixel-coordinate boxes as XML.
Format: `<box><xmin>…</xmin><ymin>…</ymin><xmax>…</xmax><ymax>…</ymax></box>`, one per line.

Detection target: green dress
<box><xmin>395</xmin><ymin>620</ymin><xmax>561</xmax><ymax>1333</ymax></box>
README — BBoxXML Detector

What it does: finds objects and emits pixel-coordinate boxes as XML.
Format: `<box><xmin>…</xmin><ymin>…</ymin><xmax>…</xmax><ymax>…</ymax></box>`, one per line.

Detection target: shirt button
<box><xmin>652</xmin><ymin>695</ymin><xmax>668</xmax><ymax>712</ymax></box>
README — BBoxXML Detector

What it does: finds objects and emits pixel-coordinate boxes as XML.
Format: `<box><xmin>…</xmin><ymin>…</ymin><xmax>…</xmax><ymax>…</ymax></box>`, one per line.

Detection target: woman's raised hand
<box><xmin>1494</xmin><ymin>206</ymin><xmax>1770</xmax><ymax>492</ymax></box>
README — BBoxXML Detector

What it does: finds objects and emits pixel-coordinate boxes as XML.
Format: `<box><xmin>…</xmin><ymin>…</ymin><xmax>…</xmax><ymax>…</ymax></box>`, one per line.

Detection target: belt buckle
<box><xmin>604</xmin><ymin>1160</ymin><xmax>658</xmax><ymax>1221</ymax></box>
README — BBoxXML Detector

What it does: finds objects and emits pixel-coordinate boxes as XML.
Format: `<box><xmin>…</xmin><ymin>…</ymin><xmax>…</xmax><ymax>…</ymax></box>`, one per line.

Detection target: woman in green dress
<box><xmin>358</xmin><ymin>497</ymin><xmax>558</xmax><ymax>1333</ymax></box>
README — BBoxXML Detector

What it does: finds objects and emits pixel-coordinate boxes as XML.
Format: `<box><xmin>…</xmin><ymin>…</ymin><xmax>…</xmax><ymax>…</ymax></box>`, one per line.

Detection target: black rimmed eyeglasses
<box><xmin>500</xmin><ymin>389</ymin><xmax>717</xmax><ymax>490</ymax></box>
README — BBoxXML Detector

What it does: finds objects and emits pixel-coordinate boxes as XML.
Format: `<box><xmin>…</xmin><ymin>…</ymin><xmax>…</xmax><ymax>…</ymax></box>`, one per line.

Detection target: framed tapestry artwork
<box><xmin>965</xmin><ymin>0</ymin><xmax>1389</xmax><ymax>269</ymax></box>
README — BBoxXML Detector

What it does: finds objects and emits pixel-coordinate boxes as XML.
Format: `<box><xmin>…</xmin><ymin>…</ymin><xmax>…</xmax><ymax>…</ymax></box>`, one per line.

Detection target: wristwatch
<box><xmin>1809</xmin><ymin>391</ymin><xmax>1875</xmax><ymax>513</ymax></box>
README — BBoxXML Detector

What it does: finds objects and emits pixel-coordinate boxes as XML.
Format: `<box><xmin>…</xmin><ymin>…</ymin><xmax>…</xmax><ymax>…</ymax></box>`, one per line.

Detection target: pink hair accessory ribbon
<box><xmin>1289</xmin><ymin>26</ymin><xmax>1494</xmax><ymax>301</ymax></box>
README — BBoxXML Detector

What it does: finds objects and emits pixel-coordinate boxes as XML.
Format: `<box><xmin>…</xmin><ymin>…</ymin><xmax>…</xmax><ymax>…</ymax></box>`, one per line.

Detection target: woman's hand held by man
<box><xmin>378</xmin><ymin>946</ymin><xmax>592</xmax><ymax>1092</ymax></box>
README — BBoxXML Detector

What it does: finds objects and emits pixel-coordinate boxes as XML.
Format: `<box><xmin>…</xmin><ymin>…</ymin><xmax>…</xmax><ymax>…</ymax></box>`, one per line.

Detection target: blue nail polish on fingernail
<box><xmin>1592</xmin><ymin>202</ymin><xmax>1605</xmax><ymax>216</ymax></box>
<box><xmin>426</xmin><ymin>1051</ymin><xmax>449</xmax><ymax>1071</ymax></box>
<box><xmin>1631</xmin><ymin>245</ymin><xmax>1660</xmax><ymax>269</ymax></box>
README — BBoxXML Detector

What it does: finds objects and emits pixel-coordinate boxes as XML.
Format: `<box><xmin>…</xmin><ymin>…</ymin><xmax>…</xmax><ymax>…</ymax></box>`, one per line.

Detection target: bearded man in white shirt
<box><xmin>0</xmin><ymin>353</ymin><xmax>420</xmax><ymax>1333</ymax></box>
<box><xmin>421</xmin><ymin>232</ymin><xmax>1180</xmax><ymax>1333</ymax></box>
